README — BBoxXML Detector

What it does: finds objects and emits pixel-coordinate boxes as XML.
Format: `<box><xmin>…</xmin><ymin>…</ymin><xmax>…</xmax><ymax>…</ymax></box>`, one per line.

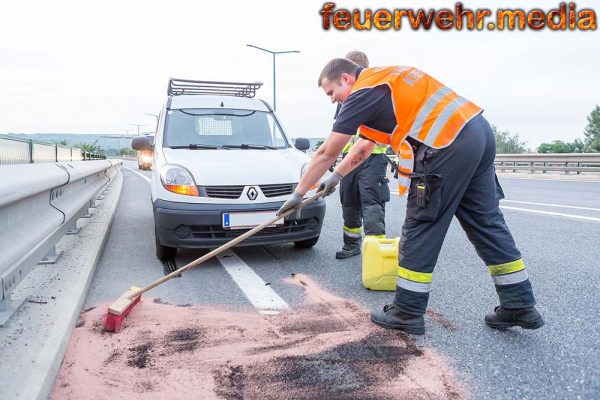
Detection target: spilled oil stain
<box><xmin>51</xmin><ymin>274</ymin><xmax>467</xmax><ymax>399</ymax></box>
<box><xmin>426</xmin><ymin>309</ymin><xmax>458</xmax><ymax>332</ymax></box>
<box><xmin>127</xmin><ymin>343</ymin><xmax>153</xmax><ymax>369</ymax></box>
<box><xmin>164</xmin><ymin>327</ymin><xmax>203</xmax><ymax>353</ymax></box>
<box><xmin>212</xmin><ymin>364</ymin><xmax>245</xmax><ymax>400</ymax></box>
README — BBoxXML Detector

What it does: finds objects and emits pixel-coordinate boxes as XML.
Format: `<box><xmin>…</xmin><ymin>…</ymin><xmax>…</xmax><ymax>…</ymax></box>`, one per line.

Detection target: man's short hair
<box><xmin>345</xmin><ymin>51</ymin><xmax>369</xmax><ymax>68</ymax></box>
<box><xmin>318</xmin><ymin>58</ymin><xmax>359</xmax><ymax>87</ymax></box>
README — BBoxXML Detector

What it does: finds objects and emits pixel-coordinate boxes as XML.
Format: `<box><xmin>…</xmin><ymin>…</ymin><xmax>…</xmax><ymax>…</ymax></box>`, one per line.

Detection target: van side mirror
<box><xmin>132</xmin><ymin>136</ymin><xmax>153</xmax><ymax>152</ymax></box>
<box><xmin>294</xmin><ymin>138</ymin><xmax>310</xmax><ymax>151</ymax></box>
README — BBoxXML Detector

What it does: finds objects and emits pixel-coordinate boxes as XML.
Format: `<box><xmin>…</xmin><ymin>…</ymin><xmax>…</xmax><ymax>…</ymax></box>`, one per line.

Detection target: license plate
<box><xmin>222</xmin><ymin>211</ymin><xmax>283</xmax><ymax>229</ymax></box>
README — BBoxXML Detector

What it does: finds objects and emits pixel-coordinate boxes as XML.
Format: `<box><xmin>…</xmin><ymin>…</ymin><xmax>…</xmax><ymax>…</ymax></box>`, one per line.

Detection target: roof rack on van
<box><xmin>168</xmin><ymin>78</ymin><xmax>263</xmax><ymax>98</ymax></box>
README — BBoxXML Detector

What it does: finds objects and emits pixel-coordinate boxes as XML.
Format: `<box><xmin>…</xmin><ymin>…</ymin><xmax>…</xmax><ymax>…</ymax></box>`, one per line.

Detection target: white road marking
<box><xmin>126</xmin><ymin>165</ymin><xmax>287</xmax><ymax>312</ymax></box>
<box><xmin>124</xmin><ymin>166</ymin><xmax>151</xmax><ymax>183</ymax></box>
<box><xmin>217</xmin><ymin>249</ymin><xmax>289</xmax><ymax>313</ymax></box>
<box><xmin>501</xmin><ymin>199</ymin><xmax>600</xmax><ymax>212</ymax></box>
<box><xmin>498</xmin><ymin>175</ymin><xmax>600</xmax><ymax>183</ymax></box>
<box><xmin>390</xmin><ymin>190</ymin><xmax>600</xmax><ymax>221</ymax></box>
<box><xmin>500</xmin><ymin>206</ymin><xmax>600</xmax><ymax>222</ymax></box>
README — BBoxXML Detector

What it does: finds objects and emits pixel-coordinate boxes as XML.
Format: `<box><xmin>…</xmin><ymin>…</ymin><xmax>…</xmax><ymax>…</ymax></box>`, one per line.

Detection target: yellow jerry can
<box><xmin>362</xmin><ymin>237</ymin><xmax>399</xmax><ymax>291</ymax></box>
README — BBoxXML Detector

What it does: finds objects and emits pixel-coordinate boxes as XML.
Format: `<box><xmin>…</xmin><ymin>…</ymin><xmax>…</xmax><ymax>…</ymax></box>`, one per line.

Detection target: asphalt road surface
<box><xmin>85</xmin><ymin>161</ymin><xmax>600</xmax><ymax>399</ymax></box>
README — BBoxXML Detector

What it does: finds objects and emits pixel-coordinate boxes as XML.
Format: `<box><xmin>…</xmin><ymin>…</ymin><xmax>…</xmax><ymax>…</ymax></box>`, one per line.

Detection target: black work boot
<box><xmin>370</xmin><ymin>304</ymin><xmax>425</xmax><ymax>335</ymax></box>
<box><xmin>485</xmin><ymin>306</ymin><xmax>544</xmax><ymax>330</ymax></box>
<box><xmin>335</xmin><ymin>245</ymin><xmax>361</xmax><ymax>259</ymax></box>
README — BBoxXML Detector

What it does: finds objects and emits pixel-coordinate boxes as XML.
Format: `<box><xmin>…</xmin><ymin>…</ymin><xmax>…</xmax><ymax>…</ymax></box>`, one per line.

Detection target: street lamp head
<box><xmin>246</xmin><ymin>44</ymin><xmax>273</xmax><ymax>54</ymax></box>
<box><xmin>247</xmin><ymin>44</ymin><xmax>300</xmax><ymax>54</ymax></box>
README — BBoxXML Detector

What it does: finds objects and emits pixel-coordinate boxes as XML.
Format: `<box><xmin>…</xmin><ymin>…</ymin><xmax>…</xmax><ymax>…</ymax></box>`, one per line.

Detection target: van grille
<box><xmin>204</xmin><ymin>185</ymin><xmax>244</xmax><ymax>199</ymax></box>
<box><xmin>259</xmin><ymin>183</ymin><xmax>294</xmax><ymax>198</ymax></box>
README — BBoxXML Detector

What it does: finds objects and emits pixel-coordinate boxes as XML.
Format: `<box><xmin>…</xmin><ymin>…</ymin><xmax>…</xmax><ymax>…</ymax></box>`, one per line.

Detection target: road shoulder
<box><xmin>0</xmin><ymin>171</ymin><xmax>123</xmax><ymax>400</ymax></box>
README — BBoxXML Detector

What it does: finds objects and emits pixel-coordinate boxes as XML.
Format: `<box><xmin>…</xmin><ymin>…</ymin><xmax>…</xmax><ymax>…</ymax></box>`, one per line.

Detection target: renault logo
<box><xmin>247</xmin><ymin>187</ymin><xmax>258</xmax><ymax>201</ymax></box>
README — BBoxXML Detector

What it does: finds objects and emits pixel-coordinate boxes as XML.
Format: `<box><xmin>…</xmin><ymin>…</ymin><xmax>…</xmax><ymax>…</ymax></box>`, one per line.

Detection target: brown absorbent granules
<box><xmin>51</xmin><ymin>274</ymin><xmax>467</xmax><ymax>400</ymax></box>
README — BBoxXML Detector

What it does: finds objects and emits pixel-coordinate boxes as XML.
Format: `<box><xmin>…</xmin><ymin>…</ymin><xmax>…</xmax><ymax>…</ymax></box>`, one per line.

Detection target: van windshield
<box><xmin>163</xmin><ymin>108</ymin><xmax>290</xmax><ymax>149</ymax></box>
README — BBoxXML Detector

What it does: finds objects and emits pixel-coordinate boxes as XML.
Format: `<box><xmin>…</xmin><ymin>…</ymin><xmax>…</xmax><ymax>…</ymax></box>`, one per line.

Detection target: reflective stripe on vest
<box><xmin>397</xmin><ymin>140</ymin><xmax>414</xmax><ymax>196</ymax></box>
<box><xmin>351</xmin><ymin>66</ymin><xmax>483</xmax><ymax>151</ymax></box>
<box><xmin>342</xmin><ymin>132</ymin><xmax>387</xmax><ymax>154</ymax></box>
<box><xmin>341</xmin><ymin>134</ymin><xmax>358</xmax><ymax>154</ymax></box>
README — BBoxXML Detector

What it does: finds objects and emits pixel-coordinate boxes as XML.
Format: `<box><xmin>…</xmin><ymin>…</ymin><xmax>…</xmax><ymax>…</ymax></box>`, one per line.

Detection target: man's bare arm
<box><xmin>295</xmin><ymin>132</ymin><xmax>351</xmax><ymax>195</ymax></box>
<box><xmin>335</xmin><ymin>138</ymin><xmax>376</xmax><ymax>177</ymax></box>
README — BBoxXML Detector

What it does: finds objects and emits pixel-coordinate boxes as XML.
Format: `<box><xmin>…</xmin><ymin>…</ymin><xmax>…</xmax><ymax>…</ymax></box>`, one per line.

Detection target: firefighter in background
<box><xmin>334</xmin><ymin>51</ymin><xmax>390</xmax><ymax>259</ymax></box>
<box><xmin>277</xmin><ymin>59</ymin><xmax>544</xmax><ymax>335</ymax></box>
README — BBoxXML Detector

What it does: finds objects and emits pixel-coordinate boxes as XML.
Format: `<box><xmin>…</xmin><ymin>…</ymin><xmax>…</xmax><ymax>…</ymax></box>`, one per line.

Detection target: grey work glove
<box><xmin>276</xmin><ymin>191</ymin><xmax>304</xmax><ymax>219</ymax></box>
<box><xmin>317</xmin><ymin>171</ymin><xmax>343</xmax><ymax>197</ymax></box>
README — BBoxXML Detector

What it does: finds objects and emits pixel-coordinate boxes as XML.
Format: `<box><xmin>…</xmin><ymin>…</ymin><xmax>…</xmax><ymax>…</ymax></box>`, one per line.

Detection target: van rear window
<box><xmin>197</xmin><ymin>117</ymin><xmax>233</xmax><ymax>136</ymax></box>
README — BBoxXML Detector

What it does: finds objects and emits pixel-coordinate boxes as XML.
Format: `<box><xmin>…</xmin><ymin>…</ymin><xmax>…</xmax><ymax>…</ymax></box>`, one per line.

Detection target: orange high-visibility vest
<box><xmin>351</xmin><ymin>66</ymin><xmax>482</xmax><ymax>196</ymax></box>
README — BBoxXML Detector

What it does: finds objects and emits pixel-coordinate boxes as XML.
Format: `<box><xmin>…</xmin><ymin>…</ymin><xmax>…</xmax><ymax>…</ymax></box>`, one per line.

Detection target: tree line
<box><xmin>495</xmin><ymin>105</ymin><xmax>600</xmax><ymax>154</ymax></box>
<box><xmin>66</xmin><ymin>105</ymin><xmax>600</xmax><ymax>156</ymax></box>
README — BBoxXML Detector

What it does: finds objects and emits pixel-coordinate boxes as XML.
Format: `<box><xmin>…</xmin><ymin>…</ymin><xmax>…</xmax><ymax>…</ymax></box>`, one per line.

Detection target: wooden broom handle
<box><xmin>129</xmin><ymin>190</ymin><xmax>324</xmax><ymax>299</ymax></box>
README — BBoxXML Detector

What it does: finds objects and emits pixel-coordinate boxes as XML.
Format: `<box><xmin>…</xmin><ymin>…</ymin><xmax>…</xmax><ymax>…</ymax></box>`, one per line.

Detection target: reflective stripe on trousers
<box><xmin>392</xmin><ymin>114</ymin><xmax>537</xmax><ymax>315</ymax></box>
<box><xmin>343</xmin><ymin>225</ymin><xmax>362</xmax><ymax>238</ymax></box>
<box><xmin>396</xmin><ymin>266</ymin><xmax>432</xmax><ymax>293</ymax></box>
<box><xmin>488</xmin><ymin>258</ymin><xmax>529</xmax><ymax>286</ymax></box>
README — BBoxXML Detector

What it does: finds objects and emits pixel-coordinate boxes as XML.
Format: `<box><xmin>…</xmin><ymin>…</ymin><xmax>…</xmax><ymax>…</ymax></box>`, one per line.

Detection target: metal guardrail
<box><xmin>495</xmin><ymin>153</ymin><xmax>600</xmax><ymax>174</ymax></box>
<box><xmin>0</xmin><ymin>160</ymin><xmax>122</xmax><ymax>324</ymax></box>
<box><xmin>0</xmin><ymin>134</ymin><xmax>105</xmax><ymax>165</ymax></box>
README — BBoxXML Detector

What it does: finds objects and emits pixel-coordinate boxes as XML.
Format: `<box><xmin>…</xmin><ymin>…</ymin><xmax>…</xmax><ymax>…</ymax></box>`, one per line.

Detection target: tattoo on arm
<box><xmin>350</xmin><ymin>148</ymin><xmax>367</xmax><ymax>167</ymax></box>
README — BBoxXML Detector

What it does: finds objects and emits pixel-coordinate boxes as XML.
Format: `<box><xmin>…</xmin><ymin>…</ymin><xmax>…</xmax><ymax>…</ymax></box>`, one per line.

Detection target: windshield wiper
<box><xmin>168</xmin><ymin>144</ymin><xmax>220</xmax><ymax>149</ymax></box>
<box><xmin>222</xmin><ymin>144</ymin><xmax>278</xmax><ymax>150</ymax></box>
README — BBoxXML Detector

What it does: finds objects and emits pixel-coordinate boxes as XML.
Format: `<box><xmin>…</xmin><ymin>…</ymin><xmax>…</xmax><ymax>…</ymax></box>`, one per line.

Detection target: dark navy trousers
<box><xmin>339</xmin><ymin>153</ymin><xmax>390</xmax><ymax>248</ymax></box>
<box><xmin>394</xmin><ymin>114</ymin><xmax>537</xmax><ymax>315</ymax></box>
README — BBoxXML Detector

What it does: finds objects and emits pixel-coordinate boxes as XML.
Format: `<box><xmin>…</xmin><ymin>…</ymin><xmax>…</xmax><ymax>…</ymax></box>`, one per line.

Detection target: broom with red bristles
<box><xmin>104</xmin><ymin>191</ymin><xmax>324</xmax><ymax>332</ymax></box>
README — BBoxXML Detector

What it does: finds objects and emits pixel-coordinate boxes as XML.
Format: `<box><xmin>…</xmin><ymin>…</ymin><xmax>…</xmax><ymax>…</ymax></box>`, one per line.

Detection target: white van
<box><xmin>132</xmin><ymin>79</ymin><xmax>325</xmax><ymax>260</ymax></box>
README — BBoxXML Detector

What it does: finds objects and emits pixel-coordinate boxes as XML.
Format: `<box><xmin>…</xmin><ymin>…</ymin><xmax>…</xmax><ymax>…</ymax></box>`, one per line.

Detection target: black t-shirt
<box><xmin>332</xmin><ymin>68</ymin><xmax>397</xmax><ymax>136</ymax></box>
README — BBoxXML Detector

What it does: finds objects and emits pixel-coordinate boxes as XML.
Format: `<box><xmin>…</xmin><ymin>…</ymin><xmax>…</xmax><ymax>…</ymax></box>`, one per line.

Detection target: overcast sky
<box><xmin>1</xmin><ymin>0</ymin><xmax>598</xmax><ymax>149</ymax></box>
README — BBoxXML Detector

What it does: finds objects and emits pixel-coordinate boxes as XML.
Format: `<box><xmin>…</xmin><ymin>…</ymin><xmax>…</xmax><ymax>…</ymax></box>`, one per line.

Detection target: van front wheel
<box><xmin>155</xmin><ymin>227</ymin><xmax>177</xmax><ymax>260</ymax></box>
<box><xmin>294</xmin><ymin>236</ymin><xmax>319</xmax><ymax>249</ymax></box>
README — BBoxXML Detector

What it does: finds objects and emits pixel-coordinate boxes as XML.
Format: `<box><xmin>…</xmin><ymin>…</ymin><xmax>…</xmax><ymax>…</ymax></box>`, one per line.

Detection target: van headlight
<box><xmin>160</xmin><ymin>165</ymin><xmax>199</xmax><ymax>196</ymax></box>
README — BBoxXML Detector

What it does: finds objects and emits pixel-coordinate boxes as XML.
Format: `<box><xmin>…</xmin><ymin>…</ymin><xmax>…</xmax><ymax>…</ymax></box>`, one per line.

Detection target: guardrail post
<box><xmin>0</xmin><ymin>290</ymin><xmax>29</xmax><ymax>327</ymax></box>
<box><xmin>66</xmin><ymin>222</ymin><xmax>80</xmax><ymax>235</ymax></box>
<box><xmin>29</xmin><ymin>140</ymin><xmax>34</xmax><ymax>163</ymax></box>
<box><xmin>564</xmin><ymin>161</ymin><xmax>569</xmax><ymax>175</ymax></box>
<box><xmin>81</xmin><ymin>200</ymin><xmax>94</xmax><ymax>218</ymax></box>
<box><xmin>38</xmin><ymin>245</ymin><xmax>61</xmax><ymax>264</ymax></box>
<box><xmin>530</xmin><ymin>161</ymin><xmax>534</xmax><ymax>174</ymax></box>
<box><xmin>577</xmin><ymin>162</ymin><xmax>581</xmax><ymax>175</ymax></box>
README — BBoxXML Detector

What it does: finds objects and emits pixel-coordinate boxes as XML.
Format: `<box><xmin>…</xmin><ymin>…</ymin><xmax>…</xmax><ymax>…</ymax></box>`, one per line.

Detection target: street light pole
<box><xmin>246</xmin><ymin>44</ymin><xmax>300</xmax><ymax>112</ymax></box>
<box><xmin>129</xmin><ymin>123</ymin><xmax>146</xmax><ymax>136</ymax></box>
